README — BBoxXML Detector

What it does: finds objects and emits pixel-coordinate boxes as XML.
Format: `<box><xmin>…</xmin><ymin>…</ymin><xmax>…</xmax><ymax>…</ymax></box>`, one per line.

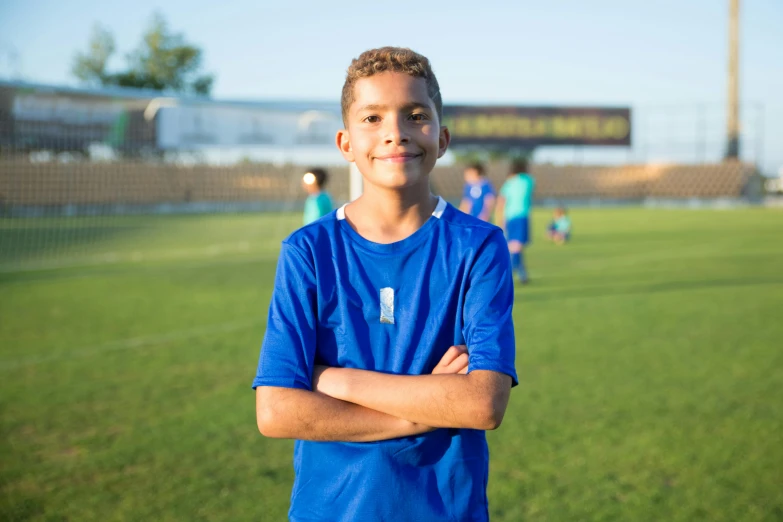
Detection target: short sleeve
<box><xmin>462</xmin><ymin>230</ymin><xmax>518</xmax><ymax>386</ymax></box>
<box><xmin>485</xmin><ymin>181</ymin><xmax>496</xmax><ymax>197</ymax></box>
<box><xmin>318</xmin><ymin>193</ymin><xmax>333</xmax><ymax>216</ymax></box>
<box><xmin>462</xmin><ymin>183</ymin><xmax>472</xmax><ymax>199</ymax></box>
<box><xmin>499</xmin><ymin>181</ymin><xmax>509</xmax><ymax>198</ymax></box>
<box><xmin>252</xmin><ymin>242</ymin><xmax>318</xmax><ymax>390</ymax></box>
<box><xmin>303</xmin><ymin>198</ymin><xmax>316</xmax><ymax>225</ymax></box>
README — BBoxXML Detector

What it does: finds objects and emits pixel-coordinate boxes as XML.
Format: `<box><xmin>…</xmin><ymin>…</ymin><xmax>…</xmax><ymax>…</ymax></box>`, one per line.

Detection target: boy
<box><xmin>253</xmin><ymin>47</ymin><xmax>517</xmax><ymax>522</ymax></box>
<box><xmin>459</xmin><ymin>162</ymin><xmax>496</xmax><ymax>222</ymax></box>
<box><xmin>496</xmin><ymin>159</ymin><xmax>536</xmax><ymax>284</ymax></box>
<box><xmin>301</xmin><ymin>167</ymin><xmax>333</xmax><ymax>225</ymax></box>
<box><xmin>547</xmin><ymin>206</ymin><xmax>572</xmax><ymax>245</ymax></box>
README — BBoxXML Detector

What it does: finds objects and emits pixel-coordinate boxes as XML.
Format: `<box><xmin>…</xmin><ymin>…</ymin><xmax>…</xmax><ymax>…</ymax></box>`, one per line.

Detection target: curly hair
<box><xmin>340</xmin><ymin>47</ymin><xmax>442</xmax><ymax>125</ymax></box>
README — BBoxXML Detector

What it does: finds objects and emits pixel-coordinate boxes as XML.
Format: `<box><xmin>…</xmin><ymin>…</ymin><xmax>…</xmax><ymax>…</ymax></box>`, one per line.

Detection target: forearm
<box><xmin>256</xmin><ymin>386</ymin><xmax>433</xmax><ymax>442</ymax></box>
<box><xmin>481</xmin><ymin>198</ymin><xmax>496</xmax><ymax>221</ymax></box>
<box><xmin>495</xmin><ymin>197</ymin><xmax>505</xmax><ymax>228</ymax></box>
<box><xmin>479</xmin><ymin>206</ymin><xmax>493</xmax><ymax>221</ymax></box>
<box><xmin>318</xmin><ymin>369</ymin><xmax>510</xmax><ymax>430</ymax></box>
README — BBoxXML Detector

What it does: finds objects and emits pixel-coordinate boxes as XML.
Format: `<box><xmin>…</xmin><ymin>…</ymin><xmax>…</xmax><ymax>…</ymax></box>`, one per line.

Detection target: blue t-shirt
<box><xmin>462</xmin><ymin>179</ymin><xmax>496</xmax><ymax>219</ymax></box>
<box><xmin>253</xmin><ymin>197</ymin><xmax>518</xmax><ymax>522</ymax></box>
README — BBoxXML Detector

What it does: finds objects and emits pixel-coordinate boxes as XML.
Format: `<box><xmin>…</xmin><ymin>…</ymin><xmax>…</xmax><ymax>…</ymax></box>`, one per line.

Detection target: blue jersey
<box><xmin>253</xmin><ymin>197</ymin><xmax>517</xmax><ymax>522</ymax></box>
<box><xmin>462</xmin><ymin>179</ymin><xmax>496</xmax><ymax>219</ymax></box>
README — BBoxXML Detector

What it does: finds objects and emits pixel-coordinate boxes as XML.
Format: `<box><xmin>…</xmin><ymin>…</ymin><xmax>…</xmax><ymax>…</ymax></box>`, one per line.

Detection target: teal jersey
<box><xmin>500</xmin><ymin>173</ymin><xmax>535</xmax><ymax>219</ymax></box>
<box><xmin>554</xmin><ymin>215</ymin><xmax>571</xmax><ymax>233</ymax></box>
<box><xmin>303</xmin><ymin>192</ymin><xmax>333</xmax><ymax>225</ymax></box>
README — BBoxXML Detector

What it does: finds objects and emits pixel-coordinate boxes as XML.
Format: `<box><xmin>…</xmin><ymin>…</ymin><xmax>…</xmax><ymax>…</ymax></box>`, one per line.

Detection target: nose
<box><xmin>383</xmin><ymin>114</ymin><xmax>410</xmax><ymax>145</ymax></box>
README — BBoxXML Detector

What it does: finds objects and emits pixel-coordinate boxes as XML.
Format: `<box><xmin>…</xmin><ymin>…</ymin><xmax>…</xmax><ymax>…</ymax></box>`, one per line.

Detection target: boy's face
<box><xmin>336</xmin><ymin>72</ymin><xmax>449</xmax><ymax>191</ymax></box>
<box><xmin>464</xmin><ymin>168</ymin><xmax>479</xmax><ymax>183</ymax></box>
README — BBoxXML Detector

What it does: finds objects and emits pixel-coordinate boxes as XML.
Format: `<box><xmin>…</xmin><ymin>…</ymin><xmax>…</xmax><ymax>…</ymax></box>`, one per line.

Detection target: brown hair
<box><xmin>510</xmin><ymin>158</ymin><xmax>529</xmax><ymax>175</ymax></box>
<box><xmin>466</xmin><ymin>162</ymin><xmax>486</xmax><ymax>176</ymax></box>
<box><xmin>341</xmin><ymin>47</ymin><xmax>442</xmax><ymax>125</ymax></box>
<box><xmin>305</xmin><ymin>167</ymin><xmax>328</xmax><ymax>188</ymax></box>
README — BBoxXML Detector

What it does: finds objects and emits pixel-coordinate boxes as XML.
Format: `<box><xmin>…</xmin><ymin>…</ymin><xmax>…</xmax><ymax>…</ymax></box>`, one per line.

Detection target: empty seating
<box><xmin>0</xmin><ymin>160</ymin><xmax>755</xmax><ymax>210</ymax></box>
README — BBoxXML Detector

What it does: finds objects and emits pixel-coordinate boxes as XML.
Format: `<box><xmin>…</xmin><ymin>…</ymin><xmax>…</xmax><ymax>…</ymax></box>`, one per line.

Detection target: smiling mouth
<box><xmin>375</xmin><ymin>153</ymin><xmax>422</xmax><ymax>163</ymax></box>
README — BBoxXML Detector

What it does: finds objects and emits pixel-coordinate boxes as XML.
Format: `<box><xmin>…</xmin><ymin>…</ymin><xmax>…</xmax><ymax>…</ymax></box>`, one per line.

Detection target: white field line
<box><xmin>0</xmin><ymin>318</ymin><xmax>259</xmax><ymax>371</ymax></box>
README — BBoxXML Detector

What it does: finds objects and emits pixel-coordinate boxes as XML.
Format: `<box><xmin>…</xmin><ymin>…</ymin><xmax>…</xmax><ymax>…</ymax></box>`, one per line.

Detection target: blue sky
<box><xmin>1</xmin><ymin>0</ymin><xmax>781</xmax><ymax>173</ymax></box>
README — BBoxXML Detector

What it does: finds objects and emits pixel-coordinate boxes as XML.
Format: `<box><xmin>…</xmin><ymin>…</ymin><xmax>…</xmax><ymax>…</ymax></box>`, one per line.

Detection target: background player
<box><xmin>547</xmin><ymin>206</ymin><xmax>572</xmax><ymax>245</ymax></box>
<box><xmin>301</xmin><ymin>167</ymin><xmax>333</xmax><ymax>225</ymax></box>
<box><xmin>497</xmin><ymin>158</ymin><xmax>535</xmax><ymax>284</ymax></box>
<box><xmin>459</xmin><ymin>162</ymin><xmax>496</xmax><ymax>222</ymax></box>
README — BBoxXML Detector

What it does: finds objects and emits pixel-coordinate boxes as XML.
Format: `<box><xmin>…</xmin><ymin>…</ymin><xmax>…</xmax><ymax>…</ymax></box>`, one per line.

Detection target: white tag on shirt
<box><xmin>380</xmin><ymin>287</ymin><xmax>395</xmax><ymax>324</ymax></box>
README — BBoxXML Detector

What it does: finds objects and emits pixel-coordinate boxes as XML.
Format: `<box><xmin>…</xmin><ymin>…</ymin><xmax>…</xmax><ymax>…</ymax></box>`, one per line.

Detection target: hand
<box><xmin>432</xmin><ymin>345</ymin><xmax>469</xmax><ymax>375</ymax></box>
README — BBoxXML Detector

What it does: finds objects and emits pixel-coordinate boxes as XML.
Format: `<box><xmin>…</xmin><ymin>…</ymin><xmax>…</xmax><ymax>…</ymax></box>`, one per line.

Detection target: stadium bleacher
<box><xmin>0</xmin><ymin>159</ymin><xmax>757</xmax><ymax>214</ymax></box>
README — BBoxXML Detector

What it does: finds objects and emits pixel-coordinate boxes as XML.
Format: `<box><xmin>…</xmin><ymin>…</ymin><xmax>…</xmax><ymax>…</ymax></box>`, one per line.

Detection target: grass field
<box><xmin>1</xmin><ymin>207</ymin><xmax>782</xmax><ymax>521</ymax></box>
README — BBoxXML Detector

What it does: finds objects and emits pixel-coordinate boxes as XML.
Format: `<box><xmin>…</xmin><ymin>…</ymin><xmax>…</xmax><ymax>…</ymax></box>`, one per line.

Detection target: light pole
<box><xmin>725</xmin><ymin>0</ymin><xmax>740</xmax><ymax>160</ymax></box>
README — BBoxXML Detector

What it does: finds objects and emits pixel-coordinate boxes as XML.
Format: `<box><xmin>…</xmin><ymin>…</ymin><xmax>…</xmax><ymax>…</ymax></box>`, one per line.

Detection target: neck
<box><xmin>344</xmin><ymin>178</ymin><xmax>437</xmax><ymax>244</ymax></box>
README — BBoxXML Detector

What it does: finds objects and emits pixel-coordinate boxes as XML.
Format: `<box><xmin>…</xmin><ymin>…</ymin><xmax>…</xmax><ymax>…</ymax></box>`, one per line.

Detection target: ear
<box><xmin>336</xmin><ymin>129</ymin><xmax>355</xmax><ymax>162</ymax></box>
<box><xmin>437</xmin><ymin>125</ymin><xmax>451</xmax><ymax>159</ymax></box>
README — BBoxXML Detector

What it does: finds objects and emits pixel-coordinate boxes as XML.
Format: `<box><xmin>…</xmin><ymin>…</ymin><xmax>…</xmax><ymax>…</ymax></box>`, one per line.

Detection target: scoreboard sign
<box><xmin>442</xmin><ymin>106</ymin><xmax>631</xmax><ymax>147</ymax></box>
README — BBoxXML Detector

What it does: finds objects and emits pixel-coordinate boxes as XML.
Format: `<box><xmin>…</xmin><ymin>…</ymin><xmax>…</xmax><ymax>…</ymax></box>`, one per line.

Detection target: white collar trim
<box><xmin>432</xmin><ymin>196</ymin><xmax>447</xmax><ymax>218</ymax></box>
<box><xmin>337</xmin><ymin>196</ymin><xmax>447</xmax><ymax>221</ymax></box>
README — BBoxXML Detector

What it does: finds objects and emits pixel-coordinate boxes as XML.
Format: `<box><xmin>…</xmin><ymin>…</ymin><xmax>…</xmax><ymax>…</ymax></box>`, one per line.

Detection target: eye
<box><xmin>409</xmin><ymin>113</ymin><xmax>428</xmax><ymax>122</ymax></box>
<box><xmin>363</xmin><ymin>115</ymin><xmax>380</xmax><ymax>123</ymax></box>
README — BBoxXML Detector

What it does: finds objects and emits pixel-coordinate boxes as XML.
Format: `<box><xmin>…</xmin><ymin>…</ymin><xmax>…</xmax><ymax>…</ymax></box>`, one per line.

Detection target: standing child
<box><xmin>253</xmin><ymin>47</ymin><xmax>517</xmax><ymax>522</ymax></box>
<box><xmin>459</xmin><ymin>162</ymin><xmax>496</xmax><ymax>222</ymax></box>
<box><xmin>497</xmin><ymin>159</ymin><xmax>536</xmax><ymax>284</ymax></box>
<box><xmin>301</xmin><ymin>167</ymin><xmax>333</xmax><ymax>225</ymax></box>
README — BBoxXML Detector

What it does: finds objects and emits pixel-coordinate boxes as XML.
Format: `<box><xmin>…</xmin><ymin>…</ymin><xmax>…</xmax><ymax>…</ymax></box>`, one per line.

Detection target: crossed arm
<box><xmin>256</xmin><ymin>346</ymin><xmax>512</xmax><ymax>442</ymax></box>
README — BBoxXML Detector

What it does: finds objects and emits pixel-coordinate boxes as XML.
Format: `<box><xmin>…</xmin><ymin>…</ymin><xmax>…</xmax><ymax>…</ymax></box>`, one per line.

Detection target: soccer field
<box><xmin>1</xmin><ymin>208</ymin><xmax>781</xmax><ymax>521</ymax></box>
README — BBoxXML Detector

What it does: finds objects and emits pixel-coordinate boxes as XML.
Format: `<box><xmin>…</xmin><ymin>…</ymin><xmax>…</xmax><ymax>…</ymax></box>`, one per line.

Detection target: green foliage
<box><xmin>1</xmin><ymin>209</ymin><xmax>782</xmax><ymax>521</ymax></box>
<box><xmin>71</xmin><ymin>13</ymin><xmax>214</xmax><ymax>95</ymax></box>
<box><xmin>72</xmin><ymin>24</ymin><xmax>116</xmax><ymax>86</ymax></box>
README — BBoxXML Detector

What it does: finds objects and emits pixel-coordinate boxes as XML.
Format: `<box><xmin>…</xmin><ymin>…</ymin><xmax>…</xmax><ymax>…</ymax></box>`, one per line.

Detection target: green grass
<box><xmin>1</xmin><ymin>208</ymin><xmax>782</xmax><ymax>521</ymax></box>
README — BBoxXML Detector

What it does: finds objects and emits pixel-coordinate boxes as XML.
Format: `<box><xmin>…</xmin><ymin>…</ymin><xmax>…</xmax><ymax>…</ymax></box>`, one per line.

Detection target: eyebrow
<box><xmin>357</xmin><ymin>102</ymin><xmax>432</xmax><ymax>113</ymax></box>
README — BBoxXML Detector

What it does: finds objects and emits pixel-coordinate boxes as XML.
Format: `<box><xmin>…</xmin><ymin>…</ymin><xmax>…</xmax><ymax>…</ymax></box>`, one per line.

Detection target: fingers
<box><xmin>432</xmin><ymin>345</ymin><xmax>469</xmax><ymax>374</ymax></box>
<box><xmin>448</xmin><ymin>353</ymin><xmax>469</xmax><ymax>373</ymax></box>
<box><xmin>438</xmin><ymin>345</ymin><xmax>467</xmax><ymax>366</ymax></box>
<box><xmin>434</xmin><ymin>352</ymin><xmax>469</xmax><ymax>375</ymax></box>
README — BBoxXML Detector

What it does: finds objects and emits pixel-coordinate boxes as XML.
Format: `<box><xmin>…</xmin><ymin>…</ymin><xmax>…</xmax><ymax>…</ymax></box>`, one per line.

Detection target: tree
<box><xmin>72</xmin><ymin>13</ymin><xmax>214</xmax><ymax>95</ymax></box>
<box><xmin>72</xmin><ymin>24</ymin><xmax>115</xmax><ymax>86</ymax></box>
